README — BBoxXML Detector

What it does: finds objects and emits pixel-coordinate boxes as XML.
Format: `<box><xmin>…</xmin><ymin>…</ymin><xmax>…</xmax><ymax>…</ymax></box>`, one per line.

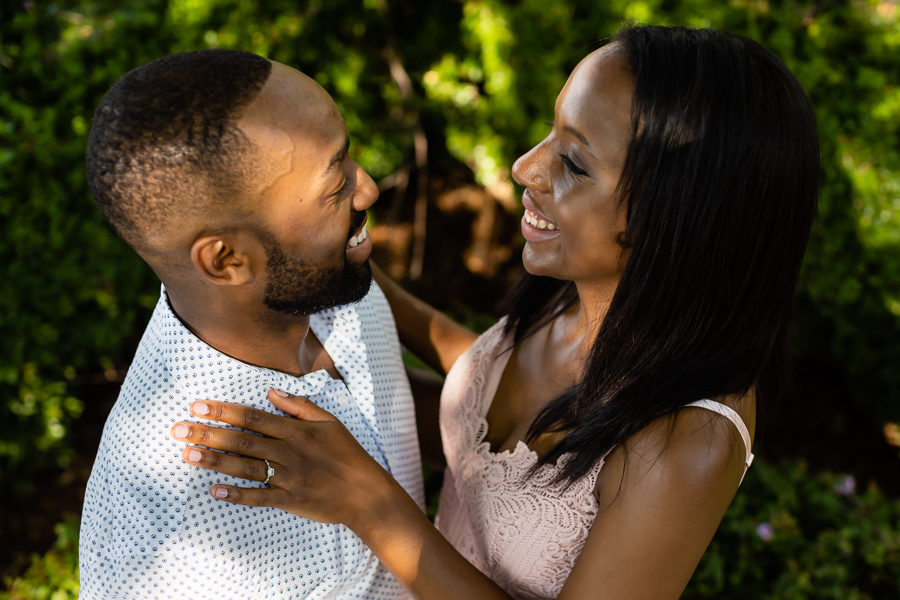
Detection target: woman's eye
<box><xmin>559</xmin><ymin>154</ymin><xmax>588</xmax><ymax>177</ymax></box>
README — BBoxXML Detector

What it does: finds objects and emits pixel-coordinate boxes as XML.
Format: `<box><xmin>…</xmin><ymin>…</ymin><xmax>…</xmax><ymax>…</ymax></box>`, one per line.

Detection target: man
<box><xmin>79</xmin><ymin>49</ymin><xmax>424</xmax><ymax>599</ymax></box>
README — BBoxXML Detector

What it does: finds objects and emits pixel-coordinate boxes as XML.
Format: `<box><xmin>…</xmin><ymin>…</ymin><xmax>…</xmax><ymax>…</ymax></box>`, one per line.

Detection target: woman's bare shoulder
<box><xmin>564</xmin><ymin>390</ymin><xmax>757</xmax><ymax>600</ymax></box>
<box><xmin>594</xmin><ymin>388</ymin><xmax>756</xmax><ymax>506</ymax></box>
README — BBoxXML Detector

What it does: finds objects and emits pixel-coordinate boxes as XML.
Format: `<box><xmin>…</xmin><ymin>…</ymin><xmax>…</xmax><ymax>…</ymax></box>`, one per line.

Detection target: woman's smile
<box><xmin>520</xmin><ymin>191</ymin><xmax>561</xmax><ymax>242</ymax></box>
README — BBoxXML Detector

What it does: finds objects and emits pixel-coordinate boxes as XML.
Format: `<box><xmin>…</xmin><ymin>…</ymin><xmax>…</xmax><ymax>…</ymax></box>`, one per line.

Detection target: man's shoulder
<box><xmin>366</xmin><ymin>278</ymin><xmax>389</xmax><ymax>307</ymax></box>
<box><xmin>114</xmin><ymin>309</ymin><xmax>176</xmax><ymax>411</ymax></box>
<box><xmin>357</xmin><ymin>280</ymin><xmax>402</xmax><ymax>348</ymax></box>
<box><xmin>361</xmin><ymin>279</ymin><xmax>395</xmax><ymax>326</ymax></box>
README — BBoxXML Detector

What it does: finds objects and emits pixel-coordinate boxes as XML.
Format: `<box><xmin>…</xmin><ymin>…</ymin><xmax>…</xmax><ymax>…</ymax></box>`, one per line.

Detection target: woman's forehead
<box><xmin>555</xmin><ymin>45</ymin><xmax>633</xmax><ymax>151</ymax></box>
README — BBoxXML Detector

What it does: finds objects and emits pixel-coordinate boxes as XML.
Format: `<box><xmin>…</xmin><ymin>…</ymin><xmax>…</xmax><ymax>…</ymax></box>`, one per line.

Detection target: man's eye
<box><xmin>335</xmin><ymin>178</ymin><xmax>352</xmax><ymax>197</ymax></box>
<box><xmin>559</xmin><ymin>154</ymin><xmax>588</xmax><ymax>177</ymax></box>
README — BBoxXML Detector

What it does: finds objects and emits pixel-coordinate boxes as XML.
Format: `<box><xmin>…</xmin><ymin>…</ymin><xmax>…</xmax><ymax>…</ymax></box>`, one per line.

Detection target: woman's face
<box><xmin>512</xmin><ymin>44</ymin><xmax>634</xmax><ymax>287</ymax></box>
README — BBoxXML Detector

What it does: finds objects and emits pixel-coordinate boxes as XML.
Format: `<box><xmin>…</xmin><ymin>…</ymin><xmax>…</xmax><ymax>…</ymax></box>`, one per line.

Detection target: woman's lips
<box><xmin>523</xmin><ymin>208</ymin><xmax>557</xmax><ymax>230</ymax></box>
<box><xmin>521</xmin><ymin>213</ymin><xmax>561</xmax><ymax>242</ymax></box>
<box><xmin>520</xmin><ymin>192</ymin><xmax>560</xmax><ymax>242</ymax></box>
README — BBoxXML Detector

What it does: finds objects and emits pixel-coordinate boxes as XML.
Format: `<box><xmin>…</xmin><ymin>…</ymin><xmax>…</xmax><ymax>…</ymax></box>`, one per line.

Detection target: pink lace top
<box><xmin>434</xmin><ymin>319</ymin><xmax>754</xmax><ymax>600</ymax></box>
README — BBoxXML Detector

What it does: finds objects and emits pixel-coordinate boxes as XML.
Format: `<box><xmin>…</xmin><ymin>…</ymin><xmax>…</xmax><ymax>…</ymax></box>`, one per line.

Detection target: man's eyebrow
<box><xmin>562</xmin><ymin>124</ymin><xmax>597</xmax><ymax>159</ymax></box>
<box><xmin>324</xmin><ymin>136</ymin><xmax>350</xmax><ymax>176</ymax></box>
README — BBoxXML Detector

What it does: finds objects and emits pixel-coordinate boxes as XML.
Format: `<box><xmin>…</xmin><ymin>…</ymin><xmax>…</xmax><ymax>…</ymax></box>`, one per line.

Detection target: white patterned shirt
<box><xmin>79</xmin><ymin>283</ymin><xmax>424</xmax><ymax>599</ymax></box>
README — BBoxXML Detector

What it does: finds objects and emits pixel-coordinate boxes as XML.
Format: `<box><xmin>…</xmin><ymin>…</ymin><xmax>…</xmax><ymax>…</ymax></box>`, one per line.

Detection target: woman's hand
<box><xmin>171</xmin><ymin>388</ymin><xmax>512</xmax><ymax>600</ymax></box>
<box><xmin>170</xmin><ymin>389</ymin><xmax>397</xmax><ymax>531</ymax></box>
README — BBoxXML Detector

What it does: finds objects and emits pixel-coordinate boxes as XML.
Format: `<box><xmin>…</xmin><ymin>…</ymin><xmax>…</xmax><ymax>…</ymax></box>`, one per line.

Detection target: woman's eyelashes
<box><xmin>559</xmin><ymin>154</ymin><xmax>588</xmax><ymax>177</ymax></box>
<box><xmin>544</xmin><ymin>120</ymin><xmax>590</xmax><ymax>178</ymax></box>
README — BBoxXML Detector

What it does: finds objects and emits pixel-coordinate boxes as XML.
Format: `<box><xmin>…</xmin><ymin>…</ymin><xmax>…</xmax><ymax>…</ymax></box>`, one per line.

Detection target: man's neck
<box><xmin>166</xmin><ymin>287</ymin><xmax>313</xmax><ymax>377</ymax></box>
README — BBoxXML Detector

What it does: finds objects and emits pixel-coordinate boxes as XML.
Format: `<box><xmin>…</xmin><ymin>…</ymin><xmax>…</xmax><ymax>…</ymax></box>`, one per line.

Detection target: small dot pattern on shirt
<box><xmin>79</xmin><ymin>283</ymin><xmax>424</xmax><ymax>600</ymax></box>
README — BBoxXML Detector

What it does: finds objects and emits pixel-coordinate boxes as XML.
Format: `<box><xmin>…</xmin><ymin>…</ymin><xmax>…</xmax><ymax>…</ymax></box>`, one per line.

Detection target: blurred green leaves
<box><xmin>1</xmin><ymin>518</ymin><xmax>80</xmax><ymax>600</ymax></box>
<box><xmin>0</xmin><ymin>1</ymin><xmax>163</xmax><ymax>488</ymax></box>
<box><xmin>685</xmin><ymin>460</ymin><xmax>900</xmax><ymax>598</ymax></box>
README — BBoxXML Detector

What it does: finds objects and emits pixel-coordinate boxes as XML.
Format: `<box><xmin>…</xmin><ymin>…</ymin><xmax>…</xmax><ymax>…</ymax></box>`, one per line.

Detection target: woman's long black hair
<box><xmin>505</xmin><ymin>25</ymin><xmax>820</xmax><ymax>485</ymax></box>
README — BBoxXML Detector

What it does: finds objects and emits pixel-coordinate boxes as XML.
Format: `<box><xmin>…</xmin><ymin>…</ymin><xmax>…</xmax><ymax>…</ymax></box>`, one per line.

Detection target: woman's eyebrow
<box><xmin>562</xmin><ymin>124</ymin><xmax>597</xmax><ymax>159</ymax></box>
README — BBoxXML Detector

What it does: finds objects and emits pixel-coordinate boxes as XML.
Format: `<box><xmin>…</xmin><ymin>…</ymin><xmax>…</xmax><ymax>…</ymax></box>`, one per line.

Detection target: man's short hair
<box><xmin>86</xmin><ymin>50</ymin><xmax>272</xmax><ymax>251</ymax></box>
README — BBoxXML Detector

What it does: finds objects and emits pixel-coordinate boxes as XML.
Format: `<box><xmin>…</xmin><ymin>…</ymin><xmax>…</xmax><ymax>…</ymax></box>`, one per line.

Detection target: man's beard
<box><xmin>262</xmin><ymin>242</ymin><xmax>372</xmax><ymax>316</ymax></box>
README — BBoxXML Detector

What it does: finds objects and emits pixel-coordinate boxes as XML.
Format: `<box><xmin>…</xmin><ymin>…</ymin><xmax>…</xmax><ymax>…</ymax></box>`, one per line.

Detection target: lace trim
<box><xmin>440</xmin><ymin>319</ymin><xmax>508</xmax><ymax>469</ymax></box>
<box><xmin>438</xmin><ymin>318</ymin><xmax>606</xmax><ymax>600</ymax></box>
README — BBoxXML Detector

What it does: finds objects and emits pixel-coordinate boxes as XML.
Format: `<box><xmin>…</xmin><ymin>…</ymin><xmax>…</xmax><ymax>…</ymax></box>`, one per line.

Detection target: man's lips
<box><xmin>348</xmin><ymin>212</ymin><xmax>367</xmax><ymax>239</ymax></box>
<box><xmin>347</xmin><ymin>213</ymin><xmax>369</xmax><ymax>248</ymax></box>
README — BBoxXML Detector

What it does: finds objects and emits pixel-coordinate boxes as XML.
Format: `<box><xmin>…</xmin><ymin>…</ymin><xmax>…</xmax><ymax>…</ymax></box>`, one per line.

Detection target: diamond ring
<box><xmin>263</xmin><ymin>459</ymin><xmax>275</xmax><ymax>485</ymax></box>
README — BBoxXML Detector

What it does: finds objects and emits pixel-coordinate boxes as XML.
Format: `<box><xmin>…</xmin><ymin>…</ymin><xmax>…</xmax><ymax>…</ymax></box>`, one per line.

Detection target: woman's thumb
<box><xmin>268</xmin><ymin>388</ymin><xmax>335</xmax><ymax>422</ymax></box>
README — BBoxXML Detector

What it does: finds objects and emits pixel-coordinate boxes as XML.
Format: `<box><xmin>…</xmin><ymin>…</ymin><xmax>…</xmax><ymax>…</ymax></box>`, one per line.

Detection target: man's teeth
<box><xmin>348</xmin><ymin>226</ymin><xmax>368</xmax><ymax>248</ymax></box>
<box><xmin>524</xmin><ymin>209</ymin><xmax>557</xmax><ymax>231</ymax></box>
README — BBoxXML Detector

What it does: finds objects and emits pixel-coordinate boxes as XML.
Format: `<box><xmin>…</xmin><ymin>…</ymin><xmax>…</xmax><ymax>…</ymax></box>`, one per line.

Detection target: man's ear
<box><xmin>189</xmin><ymin>231</ymin><xmax>261</xmax><ymax>286</ymax></box>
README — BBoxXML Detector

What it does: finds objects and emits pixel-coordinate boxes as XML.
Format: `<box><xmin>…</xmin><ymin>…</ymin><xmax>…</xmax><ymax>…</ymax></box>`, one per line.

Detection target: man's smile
<box><xmin>347</xmin><ymin>211</ymin><xmax>368</xmax><ymax>248</ymax></box>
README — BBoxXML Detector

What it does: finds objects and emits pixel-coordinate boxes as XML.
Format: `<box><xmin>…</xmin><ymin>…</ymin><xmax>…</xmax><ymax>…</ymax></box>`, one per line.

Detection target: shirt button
<box><xmin>337</xmin><ymin>394</ymin><xmax>350</xmax><ymax>407</ymax></box>
<box><xmin>387</xmin><ymin>453</ymin><xmax>397</xmax><ymax>469</ymax></box>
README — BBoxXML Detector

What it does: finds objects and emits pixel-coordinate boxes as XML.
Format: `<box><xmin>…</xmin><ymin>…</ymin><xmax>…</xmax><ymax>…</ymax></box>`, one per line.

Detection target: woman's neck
<box><xmin>571</xmin><ymin>279</ymin><xmax>618</xmax><ymax>345</ymax></box>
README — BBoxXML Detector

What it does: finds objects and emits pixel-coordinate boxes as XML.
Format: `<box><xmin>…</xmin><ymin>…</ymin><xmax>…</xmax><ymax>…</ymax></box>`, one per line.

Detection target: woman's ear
<box><xmin>190</xmin><ymin>231</ymin><xmax>260</xmax><ymax>286</ymax></box>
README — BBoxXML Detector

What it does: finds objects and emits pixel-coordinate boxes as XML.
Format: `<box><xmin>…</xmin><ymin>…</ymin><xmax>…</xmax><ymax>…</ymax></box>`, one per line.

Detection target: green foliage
<box><xmin>1</xmin><ymin>518</ymin><xmax>80</xmax><ymax>600</ymax></box>
<box><xmin>685</xmin><ymin>460</ymin><xmax>900</xmax><ymax>599</ymax></box>
<box><xmin>0</xmin><ymin>2</ymin><xmax>171</xmax><ymax>486</ymax></box>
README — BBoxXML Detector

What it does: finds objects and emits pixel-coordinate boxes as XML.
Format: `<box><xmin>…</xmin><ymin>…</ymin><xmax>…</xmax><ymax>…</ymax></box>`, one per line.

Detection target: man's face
<box><xmin>261</xmin><ymin>225</ymin><xmax>372</xmax><ymax>315</ymax></box>
<box><xmin>236</xmin><ymin>62</ymin><xmax>378</xmax><ymax>316</ymax></box>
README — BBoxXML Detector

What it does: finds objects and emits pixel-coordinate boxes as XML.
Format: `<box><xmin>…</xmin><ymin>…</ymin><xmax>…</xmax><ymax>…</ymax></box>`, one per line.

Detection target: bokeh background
<box><xmin>2</xmin><ymin>0</ymin><xmax>900</xmax><ymax>597</ymax></box>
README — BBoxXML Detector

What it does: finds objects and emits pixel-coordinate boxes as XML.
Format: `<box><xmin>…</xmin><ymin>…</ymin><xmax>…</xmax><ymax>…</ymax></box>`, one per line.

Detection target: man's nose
<box><xmin>352</xmin><ymin>163</ymin><xmax>379</xmax><ymax>212</ymax></box>
<box><xmin>512</xmin><ymin>143</ymin><xmax>551</xmax><ymax>194</ymax></box>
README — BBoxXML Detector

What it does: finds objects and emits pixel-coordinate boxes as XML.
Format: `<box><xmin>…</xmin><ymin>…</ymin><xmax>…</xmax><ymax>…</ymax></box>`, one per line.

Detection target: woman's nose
<box><xmin>512</xmin><ymin>143</ymin><xmax>551</xmax><ymax>193</ymax></box>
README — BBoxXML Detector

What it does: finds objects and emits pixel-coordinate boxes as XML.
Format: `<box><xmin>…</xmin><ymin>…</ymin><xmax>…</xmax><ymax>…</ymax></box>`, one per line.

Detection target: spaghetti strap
<box><xmin>686</xmin><ymin>399</ymin><xmax>755</xmax><ymax>485</ymax></box>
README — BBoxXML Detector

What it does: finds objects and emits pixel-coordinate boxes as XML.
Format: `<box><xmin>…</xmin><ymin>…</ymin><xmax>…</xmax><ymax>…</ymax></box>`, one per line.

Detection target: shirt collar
<box><xmin>156</xmin><ymin>285</ymin><xmax>352</xmax><ymax>398</ymax></box>
<box><xmin>311</xmin><ymin>302</ymin><xmax>363</xmax><ymax>344</ymax></box>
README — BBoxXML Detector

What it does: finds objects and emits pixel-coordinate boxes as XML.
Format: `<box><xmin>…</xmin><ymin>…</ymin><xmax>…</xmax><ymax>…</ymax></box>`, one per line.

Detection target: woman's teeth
<box><xmin>347</xmin><ymin>226</ymin><xmax>368</xmax><ymax>248</ymax></box>
<box><xmin>524</xmin><ymin>209</ymin><xmax>557</xmax><ymax>231</ymax></box>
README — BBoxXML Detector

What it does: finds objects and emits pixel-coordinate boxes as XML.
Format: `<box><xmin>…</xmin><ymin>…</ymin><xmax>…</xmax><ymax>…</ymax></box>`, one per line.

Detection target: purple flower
<box><xmin>834</xmin><ymin>475</ymin><xmax>856</xmax><ymax>495</ymax></box>
<box><xmin>755</xmin><ymin>522</ymin><xmax>774</xmax><ymax>541</ymax></box>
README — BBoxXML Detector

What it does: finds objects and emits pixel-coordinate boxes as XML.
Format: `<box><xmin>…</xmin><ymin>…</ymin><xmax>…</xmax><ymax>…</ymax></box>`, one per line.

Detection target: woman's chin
<box><xmin>522</xmin><ymin>246</ymin><xmax>560</xmax><ymax>279</ymax></box>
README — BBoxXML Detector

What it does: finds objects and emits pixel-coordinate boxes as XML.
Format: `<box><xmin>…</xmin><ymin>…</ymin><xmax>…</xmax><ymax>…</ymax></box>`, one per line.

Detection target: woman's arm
<box><xmin>557</xmin><ymin>407</ymin><xmax>749</xmax><ymax>599</ymax></box>
<box><xmin>172</xmin><ymin>392</ymin><xmax>749</xmax><ymax>600</ymax></box>
<box><xmin>372</xmin><ymin>262</ymin><xmax>478</xmax><ymax>376</ymax></box>
<box><xmin>406</xmin><ymin>364</ymin><xmax>447</xmax><ymax>469</ymax></box>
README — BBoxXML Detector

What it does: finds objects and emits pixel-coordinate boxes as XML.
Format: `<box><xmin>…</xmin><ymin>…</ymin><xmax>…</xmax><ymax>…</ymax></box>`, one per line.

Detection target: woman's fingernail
<box><xmin>188</xmin><ymin>449</ymin><xmax>202</xmax><ymax>462</ymax></box>
<box><xmin>273</xmin><ymin>389</ymin><xmax>289</xmax><ymax>397</ymax></box>
<box><xmin>174</xmin><ymin>424</ymin><xmax>189</xmax><ymax>439</ymax></box>
<box><xmin>193</xmin><ymin>402</ymin><xmax>209</xmax><ymax>415</ymax></box>
<box><xmin>214</xmin><ymin>487</ymin><xmax>228</xmax><ymax>498</ymax></box>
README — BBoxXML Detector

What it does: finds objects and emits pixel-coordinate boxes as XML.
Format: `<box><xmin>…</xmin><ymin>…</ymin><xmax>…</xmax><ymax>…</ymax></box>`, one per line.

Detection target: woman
<box><xmin>173</xmin><ymin>25</ymin><xmax>819</xmax><ymax>599</ymax></box>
